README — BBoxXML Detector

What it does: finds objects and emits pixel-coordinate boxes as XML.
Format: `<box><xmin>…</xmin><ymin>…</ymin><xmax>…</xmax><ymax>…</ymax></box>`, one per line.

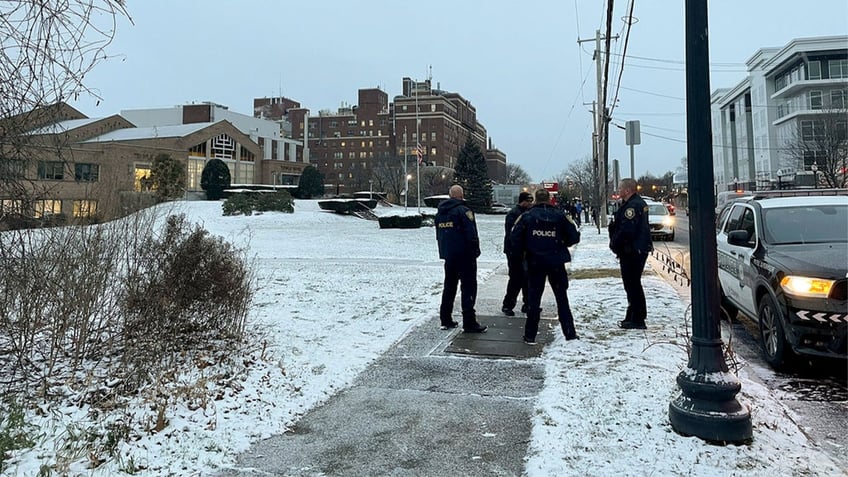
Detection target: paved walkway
<box><xmin>221</xmin><ymin>262</ymin><xmax>558</xmax><ymax>477</ymax></box>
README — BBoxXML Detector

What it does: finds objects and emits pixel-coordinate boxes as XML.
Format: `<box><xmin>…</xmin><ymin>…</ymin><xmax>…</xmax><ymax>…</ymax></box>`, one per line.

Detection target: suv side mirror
<box><xmin>727</xmin><ymin>230</ymin><xmax>753</xmax><ymax>247</ymax></box>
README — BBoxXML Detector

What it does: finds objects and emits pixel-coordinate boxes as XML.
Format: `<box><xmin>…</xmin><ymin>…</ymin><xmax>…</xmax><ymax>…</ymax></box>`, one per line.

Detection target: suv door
<box><xmin>718</xmin><ymin>204</ymin><xmax>759</xmax><ymax>316</ymax></box>
<box><xmin>717</xmin><ymin>204</ymin><xmax>745</xmax><ymax>307</ymax></box>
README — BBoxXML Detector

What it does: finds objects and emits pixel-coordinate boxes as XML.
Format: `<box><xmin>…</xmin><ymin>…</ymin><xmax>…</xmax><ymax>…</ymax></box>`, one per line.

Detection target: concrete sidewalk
<box><xmin>221</xmin><ymin>263</ymin><xmax>563</xmax><ymax>476</ymax></box>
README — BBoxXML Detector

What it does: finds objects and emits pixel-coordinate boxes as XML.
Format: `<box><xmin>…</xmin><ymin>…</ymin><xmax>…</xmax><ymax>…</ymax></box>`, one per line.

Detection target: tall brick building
<box><xmin>260</xmin><ymin>76</ymin><xmax>509</xmax><ymax>197</ymax></box>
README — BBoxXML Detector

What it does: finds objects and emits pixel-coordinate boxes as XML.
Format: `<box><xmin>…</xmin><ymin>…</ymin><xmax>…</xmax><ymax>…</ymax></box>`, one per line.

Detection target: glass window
<box><xmin>1</xmin><ymin>199</ymin><xmax>23</xmax><ymax>215</ymax></box>
<box><xmin>831</xmin><ymin>90</ymin><xmax>847</xmax><ymax>109</ymax></box>
<box><xmin>809</xmin><ymin>90</ymin><xmax>822</xmax><ymax>110</ymax></box>
<box><xmin>829</xmin><ymin>59</ymin><xmax>848</xmax><ymax>79</ymax></box>
<box><xmin>723</xmin><ymin>205</ymin><xmax>745</xmax><ymax>234</ymax></box>
<box><xmin>808</xmin><ymin>61</ymin><xmax>822</xmax><ymax>80</ymax></box>
<box><xmin>0</xmin><ymin>158</ymin><xmax>25</xmax><ymax>179</ymax></box>
<box><xmin>134</xmin><ymin>165</ymin><xmax>152</xmax><ymax>191</ymax></box>
<box><xmin>72</xmin><ymin>200</ymin><xmax>97</xmax><ymax>218</ymax></box>
<box><xmin>74</xmin><ymin>163</ymin><xmax>99</xmax><ymax>182</ymax></box>
<box><xmin>738</xmin><ymin>208</ymin><xmax>757</xmax><ymax>245</ymax></box>
<box><xmin>34</xmin><ymin>200</ymin><xmax>62</xmax><ymax>218</ymax></box>
<box><xmin>38</xmin><ymin>161</ymin><xmax>64</xmax><ymax>180</ymax></box>
<box><xmin>763</xmin><ymin>205</ymin><xmax>848</xmax><ymax>244</ymax></box>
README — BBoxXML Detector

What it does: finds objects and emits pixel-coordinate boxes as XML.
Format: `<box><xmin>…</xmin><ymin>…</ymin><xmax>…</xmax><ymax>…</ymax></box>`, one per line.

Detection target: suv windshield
<box><xmin>762</xmin><ymin>205</ymin><xmax>848</xmax><ymax>244</ymax></box>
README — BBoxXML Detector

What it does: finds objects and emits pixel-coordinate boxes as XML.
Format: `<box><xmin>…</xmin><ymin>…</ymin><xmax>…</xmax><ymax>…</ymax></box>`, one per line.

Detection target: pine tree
<box><xmin>297</xmin><ymin>165</ymin><xmax>325</xmax><ymax>199</ymax></box>
<box><xmin>200</xmin><ymin>158</ymin><xmax>231</xmax><ymax>200</ymax></box>
<box><xmin>150</xmin><ymin>153</ymin><xmax>186</xmax><ymax>202</ymax></box>
<box><xmin>454</xmin><ymin>136</ymin><xmax>492</xmax><ymax>212</ymax></box>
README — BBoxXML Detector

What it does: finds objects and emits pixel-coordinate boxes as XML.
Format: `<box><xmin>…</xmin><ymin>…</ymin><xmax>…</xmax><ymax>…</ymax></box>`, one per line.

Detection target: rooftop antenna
<box><xmin>428</xmin><ymin>65</ymin><xmax>432</xmax><ymax>82</ymax></box>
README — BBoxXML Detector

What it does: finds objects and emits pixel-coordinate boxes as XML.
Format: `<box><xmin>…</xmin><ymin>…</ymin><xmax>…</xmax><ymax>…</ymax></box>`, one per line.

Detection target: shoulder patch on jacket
<box><xmin>466</xmin><ymin>210</ymin><xmax>475</xmax><ymax>221</ymax></box>
<box><xmin>624</xmin><ymin>208</ymin><xmax>635</xmax><ymax>219</ymax></box>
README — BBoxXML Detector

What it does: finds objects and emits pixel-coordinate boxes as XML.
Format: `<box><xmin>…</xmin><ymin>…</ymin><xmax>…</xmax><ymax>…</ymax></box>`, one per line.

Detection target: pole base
<box><xmin>669</xmin><ymin>385</ymin><xmax>752</xmax><ymax>443</ymax></box>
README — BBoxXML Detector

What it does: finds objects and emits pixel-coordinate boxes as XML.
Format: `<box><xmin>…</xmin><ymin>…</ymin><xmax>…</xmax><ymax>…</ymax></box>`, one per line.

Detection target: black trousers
<box><xmin>525</xmin><ymin>262</ymin><xmax>576</xmax><ymax>340</ymax></box>
<box><xmin>440</xmin><ymin>257</ymin><xmax>477</xmax><ymax>326</ymax></box>
<box><xmin>502</xmin><ymin>253</ymin><xmax>527</xmax><ymax>311</ymax></box>
<box><xmin>619</xmin><ymin>252</ymin><xmax>648</xmax><ymax>324</ymax></box>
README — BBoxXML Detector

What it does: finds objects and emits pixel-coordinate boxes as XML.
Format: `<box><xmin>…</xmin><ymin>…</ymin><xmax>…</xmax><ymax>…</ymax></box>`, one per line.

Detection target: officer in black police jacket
<box><xmin>501</xmin><ymin>191</ymin><xmax>534</xmax><ymax>316</ymax></box>
<box><xmin>435</xmin><ymin>185</ymin><xmax>487</xmax><ymax>333</ymax></box>
<box><xmin>608</xmin><ymin>178</ymin><xmax>653</xmax><ymax>330</ymax></box>
<box><xmin>510</xmin><ymin>188</ymin><xmax>581</xmax><ymax>344</ymax></box>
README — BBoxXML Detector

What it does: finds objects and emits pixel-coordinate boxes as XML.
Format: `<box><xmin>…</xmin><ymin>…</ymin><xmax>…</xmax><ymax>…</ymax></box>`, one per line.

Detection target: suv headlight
<box><xmin>662</xmin><ymin>217</ymin><xmax>674</xmax><ymax>227</ymax></box>
<box><xmin>780</xmin><ymin>275</ymin><xmax>835</xmax><ymax>298</ymax></box>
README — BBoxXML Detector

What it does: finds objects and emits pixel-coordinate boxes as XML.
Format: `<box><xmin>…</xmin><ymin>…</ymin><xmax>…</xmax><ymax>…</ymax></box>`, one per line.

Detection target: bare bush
<box><xmin>121</xmin><ymin>214</ymin><xmax>253</xmax><ymax>384</ymax></box>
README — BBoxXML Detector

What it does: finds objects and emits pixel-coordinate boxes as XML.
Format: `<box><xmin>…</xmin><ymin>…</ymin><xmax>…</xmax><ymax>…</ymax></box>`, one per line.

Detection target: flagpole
<box><xmin>404</xmin><ymin>125</ymin><xmax>408</xmax><ymax>211</ymax></box>
<box><xmin>415</xmin><ymin>78</ymin><xmax>421</xmax><ymax>213</ymax></box>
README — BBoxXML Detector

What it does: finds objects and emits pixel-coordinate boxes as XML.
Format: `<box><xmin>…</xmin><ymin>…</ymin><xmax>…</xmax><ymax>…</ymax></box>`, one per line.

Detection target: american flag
<box><xmin>416</xmin><ymin>143</ymin><xmax>424</xmax><ymax>165</ymax></box>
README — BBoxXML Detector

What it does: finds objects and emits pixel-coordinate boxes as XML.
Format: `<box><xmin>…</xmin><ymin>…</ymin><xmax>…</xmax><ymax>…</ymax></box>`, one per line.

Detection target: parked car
<box><xmin>646</xmin><ymin>200</ymin><xmax>675</xmax><ymax>241</ymax></box>
<box><xmin>489</xmin><ymin>202</ymin><xmax>510</xmax><ymax>214</ymax></box>
<box><xmin>664</xmin><ymin>203</ymin><xmax>676</xmax><ymax>215</ymax></box>
<box><xmin>716</xmin><ymin>194</ymin><xmax>848</xmax><ymax>369</ymax></box>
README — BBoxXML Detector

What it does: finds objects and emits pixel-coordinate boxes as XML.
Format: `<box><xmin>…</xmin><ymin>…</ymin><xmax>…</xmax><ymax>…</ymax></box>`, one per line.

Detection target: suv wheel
<box><xmin>757</xmin><ymin>294</ymin><xmax>791</xmax><ymax>369</ymax></box>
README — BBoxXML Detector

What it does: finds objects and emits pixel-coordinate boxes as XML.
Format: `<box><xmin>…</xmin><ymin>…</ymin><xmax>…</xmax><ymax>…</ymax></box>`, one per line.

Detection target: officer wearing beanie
<box><xmin>501</xmin><ymin>191</ymin><xmax>533</xmax><ymax>316</ymax></box>
<box><xmin>509</xmin><ymin>188</ymin><xmax>581</xmax><ymax>344</ymax></box>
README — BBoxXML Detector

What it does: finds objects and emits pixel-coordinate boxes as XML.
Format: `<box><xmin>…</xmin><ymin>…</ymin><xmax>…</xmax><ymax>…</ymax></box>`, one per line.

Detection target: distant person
<box><xmin>608</xmin><ymin>178</ymin><xmax>653</xmax><ymax>330</ymax></box>
<box><xmin>434</xmin><ymin>185</ymin><xmax>487</xmax><ymax>333</ymax></box>
<box><xmin>501</xmin><ymin>191</ymin><xmax>533</xmax><ymax>316</ymax></box>
<box><xmin>510</xmin><ymin>188</ymin><xmax>581</xmax><ymax>344</ymax></box>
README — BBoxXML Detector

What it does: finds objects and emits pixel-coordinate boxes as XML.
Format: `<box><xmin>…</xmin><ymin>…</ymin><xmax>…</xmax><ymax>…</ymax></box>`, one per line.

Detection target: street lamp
<box><xmin>668</xmin><ymin>0</ymin><xmax>752</xmax><ymax>443</ymax></box>
<box><xmin>811</xmin><ymin>162</ymin><xmax>818</xmax><ymax>189</ymax></box>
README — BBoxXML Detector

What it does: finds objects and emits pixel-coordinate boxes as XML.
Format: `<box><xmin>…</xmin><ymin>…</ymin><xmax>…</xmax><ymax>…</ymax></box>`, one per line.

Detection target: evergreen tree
<box><xmin>200</xmin><ymin>158</ymin><xmax>231</xmax><ymax>200</ymax></box>
<box><xmin>150</xmin><ymin>153</ymin><xmax>186</xmax><ymax>202</ymax></box>
<box><xmin>297</xmin><ymin>165</ymin><xmax>325</xmax><ymax>199</ymax></box>
<box><xmin>454</xmin><ymin>136</ymin><xmax>493</xmax><ymax>212</ymax></box>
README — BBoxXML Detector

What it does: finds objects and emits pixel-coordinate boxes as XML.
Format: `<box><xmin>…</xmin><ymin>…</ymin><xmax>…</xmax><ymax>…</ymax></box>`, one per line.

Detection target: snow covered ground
<box><xmin>3</xmin><ymin>199</ymin><xmax>843</xmax><ymax>476</ymax></box>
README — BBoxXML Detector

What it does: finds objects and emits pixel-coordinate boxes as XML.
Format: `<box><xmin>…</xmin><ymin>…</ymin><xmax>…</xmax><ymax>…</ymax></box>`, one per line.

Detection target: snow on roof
<box><xmin>26</xmin><ymin>117</ymin><xmax>103</xmax><ymax>135</ymax></box>
<box><xmin>81</xmin><ymin>121</ymin><xmax>219</xmax><ymax>143</ymax></box>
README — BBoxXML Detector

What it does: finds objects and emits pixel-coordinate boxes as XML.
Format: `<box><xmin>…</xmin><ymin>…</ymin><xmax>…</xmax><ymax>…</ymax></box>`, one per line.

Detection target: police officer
<box><xmin>434</xmin><ymin>185</ymin><xmax>487</xmax><ymax>333</ymax></box>
<box><xmin>608</xmin><ymin>178</ymin><xmax>653</xmax><ymax>329</ymax></box>
<box><xmin>501</xmin><ymin>191</ymin><xmax>533</xmax><ymax>316</ymax></box>
<box><xmin>510</xmin><ymin>188</ymin><xmax>581</xmax><ymax>344</ymax></box>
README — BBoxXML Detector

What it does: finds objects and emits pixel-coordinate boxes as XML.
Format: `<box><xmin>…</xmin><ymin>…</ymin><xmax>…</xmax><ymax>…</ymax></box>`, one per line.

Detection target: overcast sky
<box><xmin>72</xmin><ymin>1</ymin><xmax>848</xmax><ymax>183</ymax></box>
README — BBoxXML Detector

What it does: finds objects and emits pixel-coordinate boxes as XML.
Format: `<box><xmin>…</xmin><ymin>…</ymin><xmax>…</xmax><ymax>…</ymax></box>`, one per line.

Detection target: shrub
<box><xmin>222</xmin><ymin>193</ymin><xmax>255</xmax><ymax>216</ymax></box>
<box><xmin>150</xmin><ymin>154</ymin><xmax>186</xmax><ymax>202</ymax></box>
<box><xmin>254</xmin><ymin>191</ymin><xmax>294</xmax><ymax>213</ymax></box>
<box><xmin>121</xmin><ymin>215</ymin><xmax>253</xmax><ymax>380</ymax></box>
<box><xmin>378</xmin><ymin>215</ymin><xmax>423</xmax><ymax>229</ymax></box>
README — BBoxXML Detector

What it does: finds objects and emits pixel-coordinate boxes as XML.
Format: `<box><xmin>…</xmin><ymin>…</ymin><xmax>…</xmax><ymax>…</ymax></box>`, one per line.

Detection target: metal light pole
<box><xmin>668</xmin><ymin>0</ymin><xmax>753</xmax><ymax>442</ymax></box>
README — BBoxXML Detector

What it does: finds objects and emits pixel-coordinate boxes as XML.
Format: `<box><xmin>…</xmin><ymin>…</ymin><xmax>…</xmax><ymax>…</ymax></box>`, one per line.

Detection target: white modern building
<box><xmin>121</xmin><ymin>102</ymin><xmax>307</xmax><ymax>191</ymax></box>
<box><xmin>711</xmin><ymin>36</ymin><xmax>847</xmax><ymax>191</ymax></box>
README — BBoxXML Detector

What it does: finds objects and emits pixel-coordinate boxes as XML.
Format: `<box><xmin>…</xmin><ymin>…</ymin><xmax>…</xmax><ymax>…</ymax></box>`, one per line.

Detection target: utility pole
<box><xmin>578</xmin><ymin>29</ymin><xmax>617</xmax><ymax>228</ymax></box>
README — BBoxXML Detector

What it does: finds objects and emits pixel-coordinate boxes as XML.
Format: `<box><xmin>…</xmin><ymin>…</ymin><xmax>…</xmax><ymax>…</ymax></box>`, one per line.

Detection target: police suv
<box><xmin>716</xmin><ymin>193</ymin><xmax>847</xmax><ymax>369</ymax></box>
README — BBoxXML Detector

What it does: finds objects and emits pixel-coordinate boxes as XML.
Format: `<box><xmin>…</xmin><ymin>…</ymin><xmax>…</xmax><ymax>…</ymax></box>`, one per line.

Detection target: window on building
<box><xmin>359</xmin><ymin>152</ymin><xmax>367</xmax><ymax>158</ymax></box>
<box><xmin>334</xmin><ymin>152</ymin><xmax>343</xmax><ymax>159</ymax></box>
<box><xmin>810</xmin><ymin>90</ymin><xmax>823</xmax><ymax>110</ymax></box>
<box><xmin>368</xmin><ymin>119</ymin><xmax>373</xmax><ymax>126</ymax></box>
<box><xmin>1</xmin><ymin>199</ymin><xmax>23</xmax><ymax>215</ymax></box>
<box><xmin>360</xmin><ymin>141</ymin><xmax>365</xmax><ymax>148</ymax></box>
<box><xmin>430</xmin><ymin>147</ymin><xmax>437</xmax><ymax>156</ymax></box>
<box><xmin>211</xmin><ymin>134</ymin><xmax>236</xmax><ymax>159</ymax></box>
<box><xmin>837</xmin><ymin>120</ymin><xmax>848</xmax><ymax>141</ymax></box>
<box><xmin>330</xmin><ymin>121</ymin><xmax>338</xmax><ymax>128</ymax></box>
<box><xmin>831</xmin><ymin>90</ymin><xmax>847</xmax><ymax>109</ymax></box>
<box><xmin>348</xmin><ymin>152</ymin><xmax>355</xmax><ymax>159</ymax></box>
<box><xmin>38</xmin><ymin>161</ymin><xmax>64</xmax><ymax>180</ymax></box>
<box><xmin>0</xmin><ymin>157</ymin><xmax>25</xmax><ymax>179</ymax></box>
<box><xmin>431</xmin><ymin>104</ymin><xmax>436</xmax><ymax>112</ymax></box>
<box><xmin>808</xmin><ymin>61</ymin><xmax>822</xmax><ymax>80</ymax></box>
<box><xmin>34</xmin><ymin>199</ymin><xmax>61</xmax><ymax>218</ymax></box>
<box><xmin>800</xmin><ymin>120</ymin><xmax>825</xmax><ymax>141</ymax></box>
<box><xmin>341</xmin><ymin>141</ymin><xmax>346</xmax><ymax>147</ymax></box>
<box><xmin>431</xmin><ymin>132</ymin><xmax>436</xmax><ymax>141</ymax></box>
<box><xmin>829</xmin><ymin>59</ymin><xmax>848</xmax><ymax>79</ymax></box>
<box><xmin>72</xmin><ymin>200</ymin><xmax>97</xmax><ymax>218</ymax></box>
<box><xmin>360</xmin><ymin>120</ymin><xmax>366</xmax><ymax>127</ymax></box>
<box><xmin>74</xmin><ymin>163</ymin><xmax>99</xmax><ymax>182</ymax></box>
<box><xmin>402</xmin><ymin>105</ymin><xmax>407</xmax><ymax>111</ymax></box>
